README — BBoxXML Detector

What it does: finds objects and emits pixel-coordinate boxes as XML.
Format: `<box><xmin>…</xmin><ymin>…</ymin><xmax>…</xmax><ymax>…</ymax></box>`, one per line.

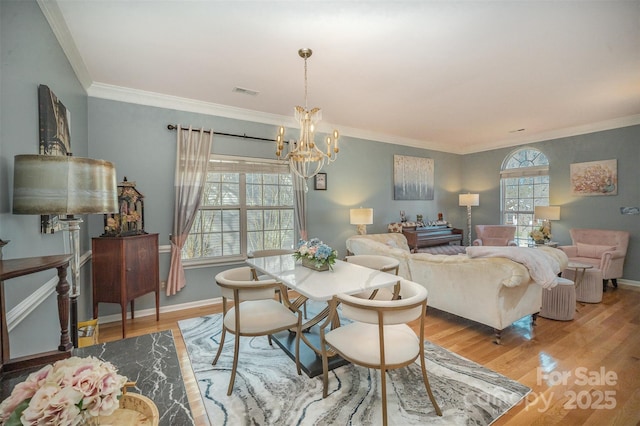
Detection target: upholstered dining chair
<box><xmin>473</xmin><ymin>225</ymin><xmax>517</xmax><ymax>246</ymax></box>
<box><xmin>344</xmin><ymin>254</ymin><xmax>400</xmax><ymax>300</ymax></box>
<box><xmin>319</xmin><ymin>279</ymin><xmax>442</xmax><ymax>425</ymax></box>
<box><xmin>213</xmin><ymin>266</ymin><xmax>302</xmax><ymax>395</ymax></box>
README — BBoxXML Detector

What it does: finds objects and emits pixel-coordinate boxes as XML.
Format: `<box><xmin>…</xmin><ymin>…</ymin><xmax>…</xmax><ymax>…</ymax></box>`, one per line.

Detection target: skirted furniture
<box><xmin>473</xmin><ymin>225</ymin><xmax>517</xmax><ymax>246</ymax></box>
<box><xmin>345</xmin><ymin>233</ymin><xmax>568</xmax><ymax>343</ymax></box>
<box><xmin>558</xmin><ymin>228</ymin><xmax>630</xmax><ymax>291</ymax></box>
<box><xmin>540</xmin><ymin>277</ymin><xmax>576</xmax><ymax>321</ymax></box>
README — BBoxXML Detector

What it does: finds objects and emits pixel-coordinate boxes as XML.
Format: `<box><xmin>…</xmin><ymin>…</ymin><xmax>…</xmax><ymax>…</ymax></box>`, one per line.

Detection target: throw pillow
<box><xmin>576</xmin><ymin>242</ymin><xmax>616</xmax><ymax>258</ymax></box>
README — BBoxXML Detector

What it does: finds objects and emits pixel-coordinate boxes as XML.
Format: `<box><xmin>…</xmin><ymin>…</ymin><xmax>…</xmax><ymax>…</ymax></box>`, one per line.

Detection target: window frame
<box><xmin>182</xmin><ymin>154</ymin><xmax>295</xmax><ymax>267</ymax></box>
<box><xmin>500</xmin><ymin>147</ymin><xmax>550</xmax><ymax>246</ymax></box>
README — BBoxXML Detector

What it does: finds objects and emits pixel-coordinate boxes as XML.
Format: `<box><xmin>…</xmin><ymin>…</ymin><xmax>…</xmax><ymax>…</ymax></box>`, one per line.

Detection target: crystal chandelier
<box><xmin>276</xmin><ymin>48</ymin><xmax>340</xmax><ymax>180</ymax></box>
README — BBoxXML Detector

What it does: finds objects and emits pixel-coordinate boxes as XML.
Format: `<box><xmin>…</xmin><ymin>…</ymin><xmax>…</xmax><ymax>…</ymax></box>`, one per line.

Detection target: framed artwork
<box><xmin>393</xmin><ymin>155</ymin><xmax>434</xmax><ymax>200</ymax></box>
<box><xmin>314</xmin><ymin>173</ymin><xmax>327</xmax><ymax>190</ymax></box>
<box><xmin>570</xmin><ymin>159</ymin><xmax>617</xmax><ymax>196</ymax></box>
<box><xmin>38</xmin><ymin>84</ymin><xmax>71</xmax><ymax>233</ymax></box>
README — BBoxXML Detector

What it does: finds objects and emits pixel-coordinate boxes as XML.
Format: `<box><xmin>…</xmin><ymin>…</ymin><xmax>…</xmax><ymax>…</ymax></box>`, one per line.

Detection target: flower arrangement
<box><xmin>530</xmin><ymin>223</ymin><xmax>552</xmax><ymax>243</ymax></box>
<box><xmin>293</xmin><ymin>238</ymin><xmax>338</xmax><ymax>271</ymax></box>
<box><xmin>0</xmin><ymin>356</ymin><xmax>128</xmax><ymax>426</ymax></box>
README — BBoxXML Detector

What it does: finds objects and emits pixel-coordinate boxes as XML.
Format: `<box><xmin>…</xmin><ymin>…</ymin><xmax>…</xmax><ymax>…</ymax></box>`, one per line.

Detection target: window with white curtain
<box><xmin>500</xmin><ymin>148</ymin><xmax>550</xmax><ymax>246</ymax></box>
<box><xmin>182</xmin><ymin>155</ymin><xmax>295</xmax><ymax>263</ymax></box>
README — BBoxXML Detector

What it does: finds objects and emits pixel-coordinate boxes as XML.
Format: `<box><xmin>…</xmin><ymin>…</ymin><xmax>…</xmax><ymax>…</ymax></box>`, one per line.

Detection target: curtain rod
<box><xmin>167</xmin><ymin>124</ymin><xmax>283</xmax><ymax>143</ymax></box>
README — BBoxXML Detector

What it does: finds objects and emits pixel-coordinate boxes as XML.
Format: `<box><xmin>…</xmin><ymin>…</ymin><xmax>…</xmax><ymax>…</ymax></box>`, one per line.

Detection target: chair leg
<box><xmin>612</xmin><ymin>278</ymin><xmax>618</xmax><ymax>288</ymax></box>
<box><xmin>381</xmin><ymin>369</ymin><xmax>388</xmax><ymax>426</ymax></box>
<box><xmin>321</xmin><ymin>347</ymin><xmax>330</xmax><ymax>398</ymax></box>
<box><xmin>603</xmin><ymin>279</ymin><xmax>608</xmax><ymax>292</ymax></box>
<box><xmin>420</xmin><ymin>354</ymin><xmax>443</xmax><ymax>416</ymax></box>
<box><xmin>212</xmin><ymin>327</ymin><xmax>227</xmax><ymax>365</ymax></box>
<box><xmin>227</xmin><ymin>333</ymin><xmax>241</xmax><ymax>396</ymax></box>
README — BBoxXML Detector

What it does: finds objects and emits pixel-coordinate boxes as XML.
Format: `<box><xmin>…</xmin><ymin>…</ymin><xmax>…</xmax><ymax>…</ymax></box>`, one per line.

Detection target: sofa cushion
<box><xmin>576</xmin><ymin>243</ymin><xmax>616</xmax><ymax>258</ymax></box>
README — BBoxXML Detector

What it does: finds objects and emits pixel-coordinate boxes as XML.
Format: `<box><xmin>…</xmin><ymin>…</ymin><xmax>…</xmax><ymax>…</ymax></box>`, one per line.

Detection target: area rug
<box><xmin>179</xmin><ymin>310</ymin><xmax>530</xmax><ymax>425</ymax></box>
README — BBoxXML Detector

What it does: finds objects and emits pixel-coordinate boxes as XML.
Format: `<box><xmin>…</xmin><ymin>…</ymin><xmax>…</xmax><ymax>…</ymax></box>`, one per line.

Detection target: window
<box><xmin>500</xmin><ymin>148</ymin><xmax>550</xmax><ymax>246</ymax></box>
<box><xmin>182</xmin><ymin>155</ymin><xmax>295</xmax><ymax>263</ymax></box>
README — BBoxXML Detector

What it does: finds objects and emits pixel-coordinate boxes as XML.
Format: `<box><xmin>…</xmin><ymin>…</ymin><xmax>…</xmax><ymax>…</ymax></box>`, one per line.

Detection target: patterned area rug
<box><xmin>179</xmin><ymin>308</ymin><xmax>530</xmax><ymax>425</ymax></box>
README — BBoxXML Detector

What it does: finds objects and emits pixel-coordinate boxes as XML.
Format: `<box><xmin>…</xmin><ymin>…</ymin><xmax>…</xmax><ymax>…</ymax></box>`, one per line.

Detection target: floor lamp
<box><xmin>459</xmin><ymin>193</ymin><xmax>479</xmax><ymax>246</ymax></box>
<box><xmin>12</xmin><ymin>155</ymin><xmax>118</xmax><ymax>347</ymax></box>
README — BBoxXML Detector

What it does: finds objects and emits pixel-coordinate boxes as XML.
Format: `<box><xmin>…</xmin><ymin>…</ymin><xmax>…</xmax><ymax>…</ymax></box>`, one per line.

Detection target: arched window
<box><xmin>500</xmin><ymin>147</ymin><xmax>550</xmax><ymax>246</ymax></box>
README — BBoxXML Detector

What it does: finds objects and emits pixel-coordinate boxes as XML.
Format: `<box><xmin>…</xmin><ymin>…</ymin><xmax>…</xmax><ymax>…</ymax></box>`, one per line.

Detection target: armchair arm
<box><xmin>558</xmin><ymin>245</ymin><xmax>577</xmax><ymax>257</ymax></box>
<box><xmin>600</xmin><ymin>250</ymin><xmax>626</xmax><ymax>277</ymax></box>
<box><xmin>507</xmin><ymin>240</ymin><xmax>517</xmax><ymax>246</ymax></box>
<box><xmin>472</xmin><ymin>239</ymin><xmax>483</xmax><ymax>246</ymax></box>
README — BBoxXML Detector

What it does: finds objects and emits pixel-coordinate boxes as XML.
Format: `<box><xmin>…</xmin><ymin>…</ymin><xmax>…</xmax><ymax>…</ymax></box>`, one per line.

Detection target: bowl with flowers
<box><xmin>0</xmin><ymin>356</ymin><xmax>128</xmax><ymax>426</ymax></box>
<box><xmin>293</xmin><ymin>238</ymin><xmax>338</xmax><ymax>271</ymax></box>
<box><xmin>529</xmin><ymin>223</ymin><xmax>552</xmax><ymax>244</ymax></box>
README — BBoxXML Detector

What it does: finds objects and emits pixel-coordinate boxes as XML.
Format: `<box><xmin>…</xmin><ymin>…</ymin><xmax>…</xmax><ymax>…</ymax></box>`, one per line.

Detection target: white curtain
<box><xmin>292</xmin><ymin>162</ymin><xmax>307</xmax><ymax>241</ymax></box>
<box><xmin>166</xmin><ymin>126</ymin><xmax>213</xmax><ymax>296</ymax></box>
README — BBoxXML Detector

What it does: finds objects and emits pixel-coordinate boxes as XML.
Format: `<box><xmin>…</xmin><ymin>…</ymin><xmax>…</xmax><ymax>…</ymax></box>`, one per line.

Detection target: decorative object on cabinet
<box><xmin>459</xmin><ymin>193</ymin><xmax>479</xmax><ymax>246</ymax></box>
<box><xmin>102</xmin><ymin>177</ymin><xmax>145</xmax><ymax>237</ymax></box>
<box><xmin>92</xmin><ymin>233</ymin><xmax>160</xmax><ymax>339</ymax></box>
<box><xmin>393</xmin><ymin>155</ymin><xmax>434</xmax><ymax>200</ymax></box>
<box><xmin>13</xmin><ymin>154</ymin><xmax>118</xmax><ymax>347</ymax></box>
<box><xmin>570</xmin><ymin>159</ymin><xmax>617</xmax><ymax>196</ymax></box>
<box><xmin>350</xmin><ymin>208</ymin><xmax>373</xmax><ymax>235</ymax></box>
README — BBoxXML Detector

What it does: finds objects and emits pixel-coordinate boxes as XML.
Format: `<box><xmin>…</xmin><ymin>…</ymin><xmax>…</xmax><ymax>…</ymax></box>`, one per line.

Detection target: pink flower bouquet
<box><xmin>0</xmin><ymin>356</ymin><xmax>127</xmax><ymax>426</ymax></box>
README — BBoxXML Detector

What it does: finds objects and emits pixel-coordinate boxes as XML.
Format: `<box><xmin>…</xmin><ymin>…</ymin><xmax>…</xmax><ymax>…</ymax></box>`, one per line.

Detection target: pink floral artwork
<box><xmin>570</xmin><ymin>159</ymin><xmax>617</xmax><ymax>196</ymax></box>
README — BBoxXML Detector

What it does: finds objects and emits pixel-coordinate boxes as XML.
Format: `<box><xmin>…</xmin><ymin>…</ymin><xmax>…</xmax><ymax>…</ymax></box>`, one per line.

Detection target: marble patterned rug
<box><xmin>179</xmin><ymin>311</ymin><xmax>530</xmax><ymax>425</ymax></box>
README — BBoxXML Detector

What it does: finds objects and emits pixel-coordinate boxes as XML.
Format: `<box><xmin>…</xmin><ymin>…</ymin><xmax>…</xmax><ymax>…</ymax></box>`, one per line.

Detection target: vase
<box><xmin>301</xmin><ymin>257</ymin><xmax>330</xmax><ymax>271</ymax></box>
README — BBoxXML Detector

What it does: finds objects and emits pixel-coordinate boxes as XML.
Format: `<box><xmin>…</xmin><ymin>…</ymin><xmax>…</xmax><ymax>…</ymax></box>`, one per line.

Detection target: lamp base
<box><xmin>356</xmin><ymin>224</ymin><xmax>367</xmax><ymax>235</ymax></box>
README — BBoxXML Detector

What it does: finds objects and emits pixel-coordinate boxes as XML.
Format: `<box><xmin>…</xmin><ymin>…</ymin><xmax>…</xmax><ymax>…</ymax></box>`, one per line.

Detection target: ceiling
<box><xmin>41</xmin><ymin>0</ymin><xmax>640</xmax><ymax>154</ymax></box>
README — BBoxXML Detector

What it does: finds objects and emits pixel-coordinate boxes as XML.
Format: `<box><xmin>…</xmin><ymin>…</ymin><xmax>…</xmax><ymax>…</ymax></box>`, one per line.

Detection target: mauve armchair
<box><xmin>558</xmin><ymin>228</ymin><xmax>630</xmax><ymax>291</ymax></box>
<box><xmin>473</xmin><ymin>225</ymin><xmax>517</xmax><ymax>246</ymax></box>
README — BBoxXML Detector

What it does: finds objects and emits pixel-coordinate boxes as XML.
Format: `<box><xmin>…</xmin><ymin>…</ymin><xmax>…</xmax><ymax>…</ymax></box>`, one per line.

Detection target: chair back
<box><xmin>474</xmin><ymin>225</ymin><xmax>516</xmax><ymax>246</ymax></box>
<box><xmin>569</xmin><ymin>228</ymin><xmax>630</xmax><ymax>254</ymax></box>
<box><xmin>248</xmin><ymin>249</ymin><xmax>294</xmax><ymax>258</ymax></box>
<box><xmin>337</xmin><ymin>280</ymin><xmax>427</xmax><ymax>325</ymax></box>
<box><xmin>215</xmin><ymin>266</ymin><xmax>276</xmax><ymax>301</ymax></box>
<box><xmin>344</xmin><ymin>254</ymin><xmax>400</xmax><ymax>274</ymax></box>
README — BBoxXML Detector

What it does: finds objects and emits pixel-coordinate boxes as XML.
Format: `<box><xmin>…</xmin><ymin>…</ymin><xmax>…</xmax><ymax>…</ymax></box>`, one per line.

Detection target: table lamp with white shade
<box><xmin>534</xmin><ymin>205</ymin><xmax>561</xmax><ymax>232</ymax></box>
<box><xmin>350</xmin><ymin>208</ymin><xmax>373</xmax><ymax>235</ymax></box>
<box><xmin>12</xmin><ymin>154</ymin><xmax>118</xmax><ymax>347</ymax></box>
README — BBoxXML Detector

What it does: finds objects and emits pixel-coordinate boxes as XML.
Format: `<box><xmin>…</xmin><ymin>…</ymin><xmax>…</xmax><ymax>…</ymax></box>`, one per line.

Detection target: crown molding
<box><xmin>37</xmin><ymin>0</ymin><xmax>92</xmax><ymax>91</ymax></box>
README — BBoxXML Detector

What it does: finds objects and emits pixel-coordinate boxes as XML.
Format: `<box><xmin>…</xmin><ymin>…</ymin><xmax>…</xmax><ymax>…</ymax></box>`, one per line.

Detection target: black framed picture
<box><xmin>314</xmin><ymin>173</ymin><xmax>327</xmax><ymax>190</ymax></box>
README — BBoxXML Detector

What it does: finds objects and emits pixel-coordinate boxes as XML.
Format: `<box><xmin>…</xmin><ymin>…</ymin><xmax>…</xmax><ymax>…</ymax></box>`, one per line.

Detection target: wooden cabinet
<box><xmin>92</xmin><ymin>233</ymin><xmax>159</xmax><ymax>338</ymax></box>
<box><xmin>402</xmin><ymin>226</ymin><xmax>463</xmax><ymax>252</ymax></box>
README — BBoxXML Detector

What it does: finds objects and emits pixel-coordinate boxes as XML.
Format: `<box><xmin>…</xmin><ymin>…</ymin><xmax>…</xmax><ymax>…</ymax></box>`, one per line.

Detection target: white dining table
<box><xmin>245</xmin><ymin>254</ymin><xmax>401</xmax><ymax>377</ymax></box>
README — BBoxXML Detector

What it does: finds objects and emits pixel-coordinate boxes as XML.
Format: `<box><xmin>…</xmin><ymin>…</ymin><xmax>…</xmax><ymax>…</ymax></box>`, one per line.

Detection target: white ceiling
<box><xmin>41</xmin><ymin>0</ymin><xmax>640</xmax><ymax>154</ymax></box>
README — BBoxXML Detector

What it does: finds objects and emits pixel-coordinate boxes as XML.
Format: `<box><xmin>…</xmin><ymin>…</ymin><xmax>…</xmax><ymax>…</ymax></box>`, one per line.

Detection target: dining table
<box><xmin>245</xmin><ymin>254</ymin><xmax>401</xmax><ymax>377</ymax></box>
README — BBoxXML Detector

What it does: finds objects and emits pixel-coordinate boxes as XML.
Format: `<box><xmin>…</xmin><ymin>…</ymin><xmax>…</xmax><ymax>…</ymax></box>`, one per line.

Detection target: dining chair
<box><xmin>213</xmin><ymin>266</ymin><xmax>302</xmax><ymax>395</ymax></box>
<box><xmin>319</xmin><ymin>279</ymin><xmax>442</xmax><ymax>424</ymax></box>
<box><xmin>248</xmin><ymin>249</ymin><xmax>307</xmax><ymax>317</ymax></box>
<box><xmin>344</xmin><ymin>254</ymin><xmax>400</xmax><ymax>300</ymax></box>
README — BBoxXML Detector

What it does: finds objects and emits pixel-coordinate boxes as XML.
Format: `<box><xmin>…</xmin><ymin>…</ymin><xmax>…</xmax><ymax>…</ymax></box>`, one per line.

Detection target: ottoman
<box><xmin>540</xmin><ymin>277</ymin><xmax>576</xmax><ymax>321</ymax></box>
<box><xmin>562</xmin><ymin>267</ymin><xmax>603</xmax><ymax>303</ymax></box>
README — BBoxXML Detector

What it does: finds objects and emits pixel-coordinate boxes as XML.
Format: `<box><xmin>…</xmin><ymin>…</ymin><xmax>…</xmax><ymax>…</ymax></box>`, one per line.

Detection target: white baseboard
<box><xmin>93</xmin><ymin>297</ymin><xmax>223</xmax><ymax>325</ymax></box>
<box><xmin>617</xmin><ymin>278</ymin><xmax>640</xmax><ymax>290</ymax></box>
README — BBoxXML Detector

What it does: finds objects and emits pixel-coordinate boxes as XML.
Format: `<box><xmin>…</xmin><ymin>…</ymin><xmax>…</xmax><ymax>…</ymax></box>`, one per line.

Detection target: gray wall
<box><xmin>0</xmin><ymin>0</ymin><xmax>90</xmax><ymax>356</ymax></box>
<box><xmin>462</xmin><ymin>126</ymin><xmax>640</xmax><ymax>281</ymax></box>
<box><xmin>86</xmin><ymin>97</ymin><xmax>463</xmax><ymax>316</ymax></box>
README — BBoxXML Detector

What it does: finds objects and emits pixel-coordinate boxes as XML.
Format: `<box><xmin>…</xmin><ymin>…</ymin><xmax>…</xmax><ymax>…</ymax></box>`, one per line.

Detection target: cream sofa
<box><xmin>345</xmin><ymin>233</ymin><xmax>568</xmax><ymax>343</ymax></box>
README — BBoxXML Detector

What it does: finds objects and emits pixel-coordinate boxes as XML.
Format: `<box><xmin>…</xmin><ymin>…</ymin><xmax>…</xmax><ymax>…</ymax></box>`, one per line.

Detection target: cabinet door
<box><xmin>92</xmin><ymin>239</ymin><xmax>123</xmax><ymax>304</ymax></box>
<box><xmin>125</xmin><ymin>235</ymin><xmax>158</xmax><ymax>300</ymax></box>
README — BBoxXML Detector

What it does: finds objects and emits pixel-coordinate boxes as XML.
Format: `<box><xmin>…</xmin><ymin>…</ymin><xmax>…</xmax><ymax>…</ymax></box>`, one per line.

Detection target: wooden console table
<box><xmin>0</xmin><ymin>255</ymin><xmax>73</xmax><ymax>373</ymax></box>
<box><xmin>402</xmin><ymin>226</ymin><xmax>463</xmax><ymax>252</ymax></box>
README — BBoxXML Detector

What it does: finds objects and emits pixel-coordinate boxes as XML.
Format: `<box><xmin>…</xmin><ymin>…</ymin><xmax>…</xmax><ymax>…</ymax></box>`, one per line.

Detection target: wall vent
<box><xmin>232</xmin><ymin>87</ymin><xmax>259</xmax><ymax>96</ymax></box>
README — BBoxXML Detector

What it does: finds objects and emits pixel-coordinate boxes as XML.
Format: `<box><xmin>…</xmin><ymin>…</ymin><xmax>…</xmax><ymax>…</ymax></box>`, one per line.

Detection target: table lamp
<box><xmin>350</xmin><ymin>208</ymin><xmax>373</xmax><ymax>235</ymax></box>
<box><xmin>534</xmin><ymin>205</ymin><xmax>561</xmax><ymax>233</ymax></box>
<box><xmin>13</xmin><ymin>154</ymin><xmax>118</xmax><ymax>347</ymax></box>
<box><xmin>459</xmin><ymin>193</ymin><xmax>479</xmax><ymax>246</ymax></box>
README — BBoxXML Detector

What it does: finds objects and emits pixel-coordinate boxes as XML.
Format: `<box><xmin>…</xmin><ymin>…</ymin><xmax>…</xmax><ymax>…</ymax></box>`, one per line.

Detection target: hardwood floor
<box><xmin>98</xmin><ymin>286</ymin><xmax>640</xmax><ymax>426</ymax></box>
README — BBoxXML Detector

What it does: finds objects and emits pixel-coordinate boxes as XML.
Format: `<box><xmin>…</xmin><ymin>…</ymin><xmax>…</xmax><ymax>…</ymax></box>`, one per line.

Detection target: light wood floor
<box><xmin>99</xmin><ymin>286</ymin><xmax>640</xmax><ymax>426</ymax></box>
